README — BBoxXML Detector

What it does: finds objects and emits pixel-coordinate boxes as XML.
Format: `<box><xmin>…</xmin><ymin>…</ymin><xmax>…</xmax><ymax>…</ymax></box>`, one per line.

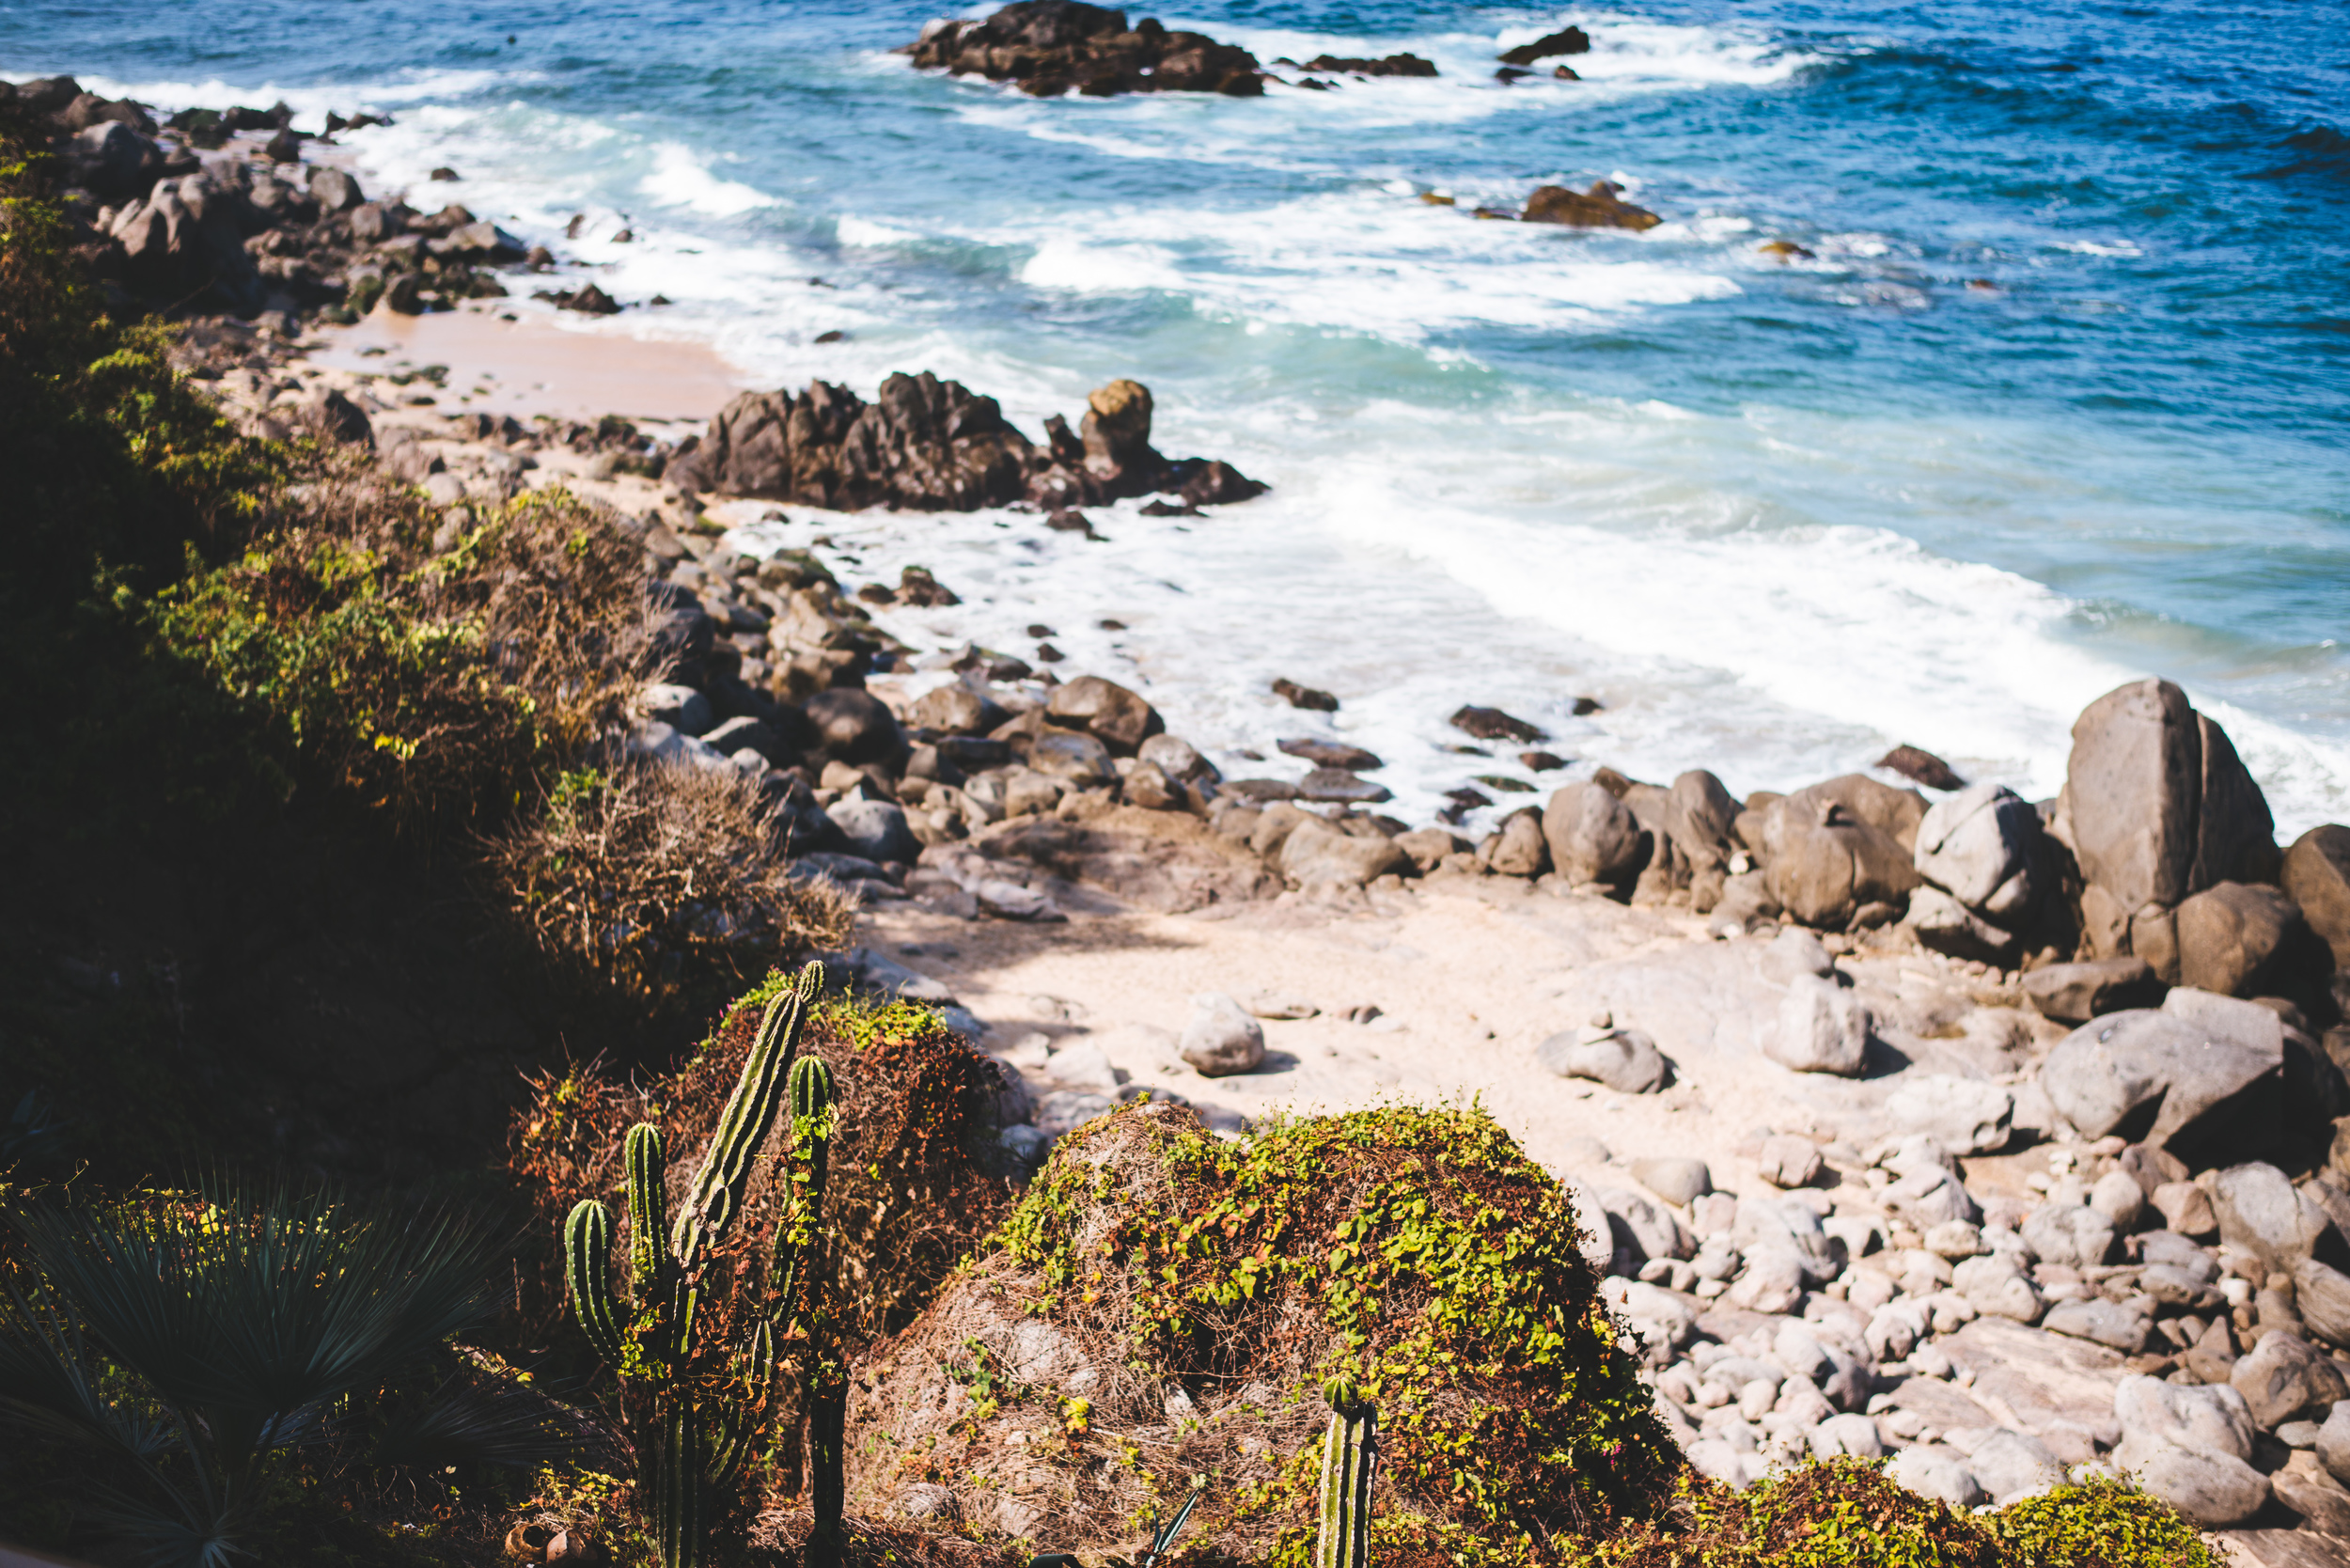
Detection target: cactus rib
<box><xmin>625</xmin><ymin>1121</ymin><xmax>668</xmax><ymax>1293</ymax></box>
<box><xmin>1316</xmin><ymin>1378</ymin><xmax>1375</xmax><ymax>1568</ymax></box>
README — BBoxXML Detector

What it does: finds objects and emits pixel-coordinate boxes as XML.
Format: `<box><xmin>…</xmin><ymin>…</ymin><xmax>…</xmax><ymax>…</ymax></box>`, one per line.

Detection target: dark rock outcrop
<box><xmin>1296</xmin><ymin>53</ymin><xmax>1437</xmax><ymax>77</ymax></box>
<box><xmin>675</xmin><ymin>374</ymin><xmax>1263</xmax><ymax>514</ymax></box>
<box><xmin>904</xmin><ymin>2</ymin><xmax>1265</xmax><ymax>98</ymax></box>
<box><xmin>1524</xmin><ymin>181</ymin><xmax>1663</xmax><ymax>231</ymax></box>
<box><xmin>1498</xmin><ymin>26</ymin><xmax>1590</xmax><ymax>66</ymax></box>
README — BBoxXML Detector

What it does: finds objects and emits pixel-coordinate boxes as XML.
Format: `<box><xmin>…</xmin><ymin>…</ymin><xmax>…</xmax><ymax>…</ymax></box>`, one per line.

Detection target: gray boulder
<box><xmin>2055</xmin><ymin>678</ymin><xmax>2276</xmax><ymax>916</ymax></box>
<box><xmin>2040</xmin><ymin>1005</ymin><xmax>2280</xmax><ymax>1148</ymax></box>
<box><xmin>2112</xmin><ymin>1373</ymin><xmax>2268</xmax><ymax>1525</ymax></box>
<box><xmin>2020</xmin><ymin>958</ymin><xmax>2164</xmax><ymax>1024</ymax></box>
<box><xmin>805</xmin><ymin>687</ymin><xmax>903</xmax><ymax>764</ymax></box>
<box><xmin>1731</xmin><ymin>1196</ymin><xmax>1844</xmax><ymax>1284</ymax></box>
<box><xmin>1630</xmin><ymin>1156</ymin><xmax>1712</xmax><ymax>1208</ymax></box>
<box><xmin>1600</xmin><ymin>1189</ymin><xmax>1695</xmax><ymax>1267</ymax></box>
<box><xmin>1886</xmin><ymin>1165</ymin><xmax>1982</xmax><ymax>1230</ymax></box>
<box><xmin>829</xmin><ymin>797</ymin><xmax>918</xmax><ymax>864</ymax></box>
<box><xmin>2022</xmin><ymin>1204</ymin><xmax>2116</xmax><ymax>1269</ymax></box>
<box><xmin>2231</xmin><ymin>1331</ymin><xmax>2349</xmax><ymax>1430</ymax></box>
<box><xmin>2294</xmin><ymin>1258</ymin><xmax>2350</xmax><ymax>1351</ymax></box>
<box><xmin>1045</xmin><ymin>674</ymin><xmax>1162</xmax><ymax>756</ymax></box>
<box><xmin>1809</xmin><ymin>1413</ymin><xmax>1885</xmax><ymax>1461</ymax></box>
<box><xmin>1761</xmin><ymin>783</ymin><xmax>1922</xmax><ymax>930</ymax></box>
<box><xmin>1179</xmin><ymin>993</ymin><xmax>1265</xmax><ymax>1076</ymax></box>
<box><xmin>2176</xmin><ymin>881</ymin><xmax>2308</xmax><ymax>998</ymax></box>
<box><xmin>908</xmin><ymin>682</ymin><xmax>1009</xmax><ymax>736</ymax></box>
<box><xmin>1907</xmin><ymin>886</ymin><xmax>2018</xmax><ymax>963</ymax></box>
<box><xmin>1953</xmin><ymin>1254</ymin><xmax>2044</xmax><ymax>1323</ymax></box>
<box><xmin>1757</xmin><ymin>1135</ymin><xmax>1823</xmax><ymax>1189</ymax></box>
<box><xmin>2283</xmin><ymin>824</ymin><xmax>2350</xmax><ymax>969</ymax></box>
<box><xmin>2207</xmin><ymin>1162</ymin><xmax>2332</xmax><ymax>1274</ymax></box>
<box><xmin>2042</xmin><ymin>1297</ymin><xmax>2150</xmax><ymax>1353</ymax></box>
<box><xmin>1543</xmin><ymin>781</ymin><xmax>1644</xmax><ymax>886</ymax></box>
<box><xmin>1762</xmin><ymin>928</ymin><xmax>1835</xmax><ymax>980</ymax></box>
<box><xmin>1885</xmin><ymin>1074</ymin><xmax>2013</xmax><ymax>1154</ymax></box>
<box><xmin>1278</xmin><ymin>817</ymin><xmax>1411</xmax><ymax>888</ymax></box>
<box><xmin>2319</xmin><ymin>1401</ymin><xmax>2350</xmax><ymax>1487</ymax></box>
<box><xmin>1026</xmin><ymin>728</ymin><xmax>1115</xmax><ymax>787</ymax></box>
<box><xmin>1914</xmin><ymin>782</ymin><xmax>2043</xmax><ymax>921</ymax></box>
<box><xmin>1886</xmin><ymin>1446</ymin><xmax>1985</xmax><ymax>1508</ymax></box>
<box><xmin>1137</xmin><ymin>732</ymin><xmax>1218</xmax><ymax>785</ymax></box>
<box><xmin>1967</xmin><ymin>1429</ymin><xmax>2065</xmax><ymax>1503</ymax></box>
<box><xmin>1765</xmin><ymin>975</ymin><xmax>1872</xmax><ymax>1075</ymax></box>
<box><xmin>1536</xmin><ymin>1027</ymin><xmax>1667</xmax><ymax>1093</ymax></box>
<box><xmin>1487</xmin><ymin>809</ymin><xmax>1550</xmax><ymax>877</ymax></box>
<box><xmin>309</xmin><ymin>165</ymin><xmax>363</xmax><ymax>211</ymax></box>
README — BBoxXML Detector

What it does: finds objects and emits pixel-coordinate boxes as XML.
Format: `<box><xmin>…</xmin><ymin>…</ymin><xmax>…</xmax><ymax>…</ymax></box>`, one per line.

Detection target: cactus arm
<box><xmin>1316</xmin><ymin>1378</ymin><xmax>1375</xmax><ymax>1568</ymax></box>
<box><xmin>772</xmin><ymin>1054</ymin><xmax>838</xmax><ymax>1325</ymax></box>
<box><xmin>563</xmin><ymin>1200</ymin><xmax>624</xmax><ymax>1367</ymax></box>
<box><xmin>674</xmin><ymin>962</ymin><xmax>821</xmax><ymax>1266</ymax></box>
<box><xmin>625</xmin><ymin>1122</ymin><xmax>668</xmax><ymax>1294</ymax></box>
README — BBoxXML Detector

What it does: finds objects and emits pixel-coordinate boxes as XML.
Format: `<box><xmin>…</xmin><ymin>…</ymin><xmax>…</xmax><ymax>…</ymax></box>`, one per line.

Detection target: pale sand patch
<box><xmin>303</xmin><ymin>301</ymin><xmax>750</xmax><ymax>423</ymax></box>
<box><xmin>860</xmin><ymin>882</ymin><xmax>2012</xmax><ymax>1213</ymax></box>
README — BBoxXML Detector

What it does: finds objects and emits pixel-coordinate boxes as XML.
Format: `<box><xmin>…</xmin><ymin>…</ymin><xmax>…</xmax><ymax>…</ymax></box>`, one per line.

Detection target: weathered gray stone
<box><xmin>2130</xmin><ymin>1448</ymin><xmax>2270</xmax><ymax>1527</ymax></box>
<box><xmin>1731</xmin><ymin>1196</ymin><xmax>1845</xmax><ymax>1284</ymax></box>
<box><xmin>1601</xmin><ymin>1189</ymin><xmax>1696</xmax><ymax>1266</ymax></box>
<box><xmin>2114</xmin><ymin>1376</ymin><xmax>2268</xmax><ymax>1524</ymax></box>
<box><xmin>2041</xmin><ymin>1006</ymin><xmax>2280</xmax><ymax>1148</ymax></box>
<box><xmin>1886</xmin><ymin>1445</ymin><xmax>1984</xmax><ymax>1508</ymax></box>
<box><xmin>1543</xmin><ymin>780</ymin><xmax>1644</xmax><ymax>886</ymax></box>
<box><xmin>638</xmin><ymin>681</ymin><xmax>713</xmax><ymax>736</ymax></box>
<box><xmin>806</xmin><ymin>686</ymin><xmax>904</xmax><ymax>764</ymax></box>
<box><xmin>1277</xmin><ymin>817</ymin><xmax>1411</xmax><ymax>888</ymax></box>
<box><xmin>1761</xmin><ymin>778</ymin><xmax>1924</xmax><ymax>930</ymax></box>
<box><xmin>1631</xmin><ymin>1156</ymin><xmax>1713</xmax><ymax>1208</ymax></box>
<box><xmin>2283</xmin><ymin>825</ymin><xmax>2350</xmax><ymax>970</ymax></box>
<box><xmin>2176</xmin><ymin>881</ymin><xmax>2308</xmax><ymax>998</ymax></box>
<box><xmin>1809</xmin><ymin>1412</ymin><xmax>1885</xmax><ymax>1460</ymax></box>
<box><xmin>1724</xmin><ymin>1246</ymin><xmax>1807</xmax><ymax>1313</ymax></box>
<box><xmin>1536</xmin><ymin>1027</ymin><xmax>1668</xmax><ymax>1094</ymax></box>
<box><xmin>1967</xmin><ymin>1428</ymin><xmax>2065</xmax><ymax>1503</ymax></box>
<box><xmin>2153</xmin><ymin>1181</ymin><xmax>2218</xmax><ymax>1238</ymax></box>
<box><xmin>1886</xmin><ymin>1074</ymin><xmax>2014</xmax><ymax>1155</ymax></box>
<box><xmin>2089</xmin><ymin>1168</ymin><xmax>2147</xmax><ymax>1230</ymax></box>
<box><xmin>1762</xmin><ymin>928</ymin><xmax>1835</xmax><ymax>981</ymax></box>
<box><xmin>1915</xmin><ymin>781</ymin><xmax>2044</xmax><ymax>921</ymax></box>
<box><xmin>829</xmin><ymin>797</ymin><xmax>918</xmax><ymax>864</ymax></box>
<box><xmin>2057</xmin><ymin>678</ymin><xmax>2275</xmax><ymax>915</ymax></box>
<box><xmin>1953</xmin><ymin>1255</ymin><xmax>2045</xmax><ymax>1323</ymax></box>
<box><xmin>1758</xmin><ymin>1134</ymin><xmax>1823</xmax><ymax>1188</ymax></box>
<box><xmin>2294</xmin><ymin>1258</ymin><xmax>2350</xmax><ymax>1351</ymax></box>
<box><xmin>1178</xmin><ymin>993</ymin><xmax>1264</xmax><ymax>1076</ymax></box>
<box><xmin>1599</xmin><ymin>1277</ymin><xmax>1700</xmax><ymax>1368</ymax></box>
<box><xmin>2208</xmin><ymin>1162</ymin><xmax>2332</xmax><ymax>1274</ymax></box>
<box><xmin>2318</xmin><ymin>1401</ymin><xmax>2350</xmax><ymax>1487</ymax></box>
<box><xmin>1046</xmin><ymin>674</ymin><xmax>1163</xmax><ymax>755</ymax></box>
<box><xmin>1487</xmin><ymin>809</ymin><xmax>1550</xmax><ymax>877</ymax></box>
<box><xmin>1765</xmin><ymin>975</ymin><xmax>1872</xmax><ymax>1075</ymax></box>
<box><xmin>1908</xmin><ymin>886</ymin><xmax>2019</xmax><ymax>963</ymax></box>
<box><xmin>2023</xmin><ymin>1204</ymin><xmax>2116</xmax><ymax>1269</ymax></box>
<box><xmin>2042</xmin><ymin>1297</ymin><xmax>2150</xmax><ymax>1353</ymax></box>
<box><xmin>1887</xmin><ymin>1166</ymin><xmax>1982</xmax><ymax>1231</ymax></box>
<box><xmin>2232</xmin><ymin>1331</ymin><xmax>2349</xmax><ymax>1430</ymax></box>
<box><xmin>2020</xmin><ymin>958</ymin><xmax>2165</xmax><ymax>1024</ymax></box>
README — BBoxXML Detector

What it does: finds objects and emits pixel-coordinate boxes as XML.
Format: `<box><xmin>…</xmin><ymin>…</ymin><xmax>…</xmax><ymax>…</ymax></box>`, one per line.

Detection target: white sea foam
<box><xmin>639</xmin><ymin>142</ymin><xmax>773</xmax><ymax>216</ymax></box>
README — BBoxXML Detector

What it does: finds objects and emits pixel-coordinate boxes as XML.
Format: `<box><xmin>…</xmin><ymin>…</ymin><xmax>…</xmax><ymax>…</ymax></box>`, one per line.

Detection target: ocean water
<box><xmin>9</xmin><ymin>0</ymin><xmax>2347</xmax><ymax>835</ymax></box>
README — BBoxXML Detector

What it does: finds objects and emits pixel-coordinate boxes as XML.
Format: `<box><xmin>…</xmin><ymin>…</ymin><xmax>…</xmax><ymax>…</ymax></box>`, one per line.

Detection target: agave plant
<box><xmin>0</xmin><ymin>1180</ymin><xmax>575</xmax><ymax>1568</ymax></box>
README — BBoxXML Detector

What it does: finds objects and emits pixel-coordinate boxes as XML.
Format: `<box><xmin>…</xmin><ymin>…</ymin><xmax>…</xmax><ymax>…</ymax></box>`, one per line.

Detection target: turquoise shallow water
<box><xmin>8</xmin><ymin>0</ymin><xmax>2346</xmax><ymax>829</ymax></box>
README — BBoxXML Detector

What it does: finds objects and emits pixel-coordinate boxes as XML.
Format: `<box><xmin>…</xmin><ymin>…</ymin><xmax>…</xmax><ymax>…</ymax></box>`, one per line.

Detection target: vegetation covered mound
<box><xmin>511</xmin><ymin>983</ymin><xmax>1023</xmax><ymax>1515</ymax></box>
<box><xmin>1593</xmin><ymin>1462</ymin><xmax>2222</xmax><ymax>1568</ymax></box>
<box><xmin>840</xmin><ymin>1100</ymin><xmax>1682</xmax><ymax>1565</ymax></box>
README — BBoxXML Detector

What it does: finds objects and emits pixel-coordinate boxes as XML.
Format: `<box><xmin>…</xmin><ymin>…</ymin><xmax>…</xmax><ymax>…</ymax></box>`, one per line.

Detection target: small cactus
<box><xmin>1316</xmin><ymin>1377</ymin><xmax>1375</xmax><ymax>1568</ymax></box>
<box><xmin>564</xmin><ymin>1200</ymin><xmax>622</xmax><ymax>1368</ymax></box>
<box><xmin>626</xmin><ymin>1122</ymin><xmax>668</xmax><ymax>1294</ymax></box>
<box><xmin>772</xmin><ymin>1055</ymin><xmax>837</xmax><ymax>1318</ymax></box>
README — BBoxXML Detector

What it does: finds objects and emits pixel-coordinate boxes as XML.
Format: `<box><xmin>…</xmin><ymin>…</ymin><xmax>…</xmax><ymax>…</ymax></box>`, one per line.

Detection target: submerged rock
<box><xmin>904</xmin><ymin>2</ymin><xmax>1266</xmax><ymax>98</ymax></box>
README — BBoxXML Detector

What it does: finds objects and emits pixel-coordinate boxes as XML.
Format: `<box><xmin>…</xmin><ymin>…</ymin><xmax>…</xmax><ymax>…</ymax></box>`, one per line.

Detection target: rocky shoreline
<box><xmin>19</xmin><ymin>46</ymin><xmax>2350</xmax><ymax>1563</ymax></box>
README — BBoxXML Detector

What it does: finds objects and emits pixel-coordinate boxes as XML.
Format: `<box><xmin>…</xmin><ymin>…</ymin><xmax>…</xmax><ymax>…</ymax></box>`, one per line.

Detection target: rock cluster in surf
<box><xmin>901</xmin><ymin>0</ymin><xmax>1267</xmax><ymax>98</ymax></box>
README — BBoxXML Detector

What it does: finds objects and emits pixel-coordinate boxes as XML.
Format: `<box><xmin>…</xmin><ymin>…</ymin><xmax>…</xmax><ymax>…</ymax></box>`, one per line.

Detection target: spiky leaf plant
<box><xmin>0</xmin><ymin>1180</ymin><xmax>572</xmax><ymax>1568</ymax></box>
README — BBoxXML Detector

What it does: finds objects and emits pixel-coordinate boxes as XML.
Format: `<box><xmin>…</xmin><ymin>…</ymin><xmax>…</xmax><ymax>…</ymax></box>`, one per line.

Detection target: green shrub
<box><xmin>1990</xmin><ymin>1476</ymin><xmax>2225</xmax><ymax>1568</ymax></box>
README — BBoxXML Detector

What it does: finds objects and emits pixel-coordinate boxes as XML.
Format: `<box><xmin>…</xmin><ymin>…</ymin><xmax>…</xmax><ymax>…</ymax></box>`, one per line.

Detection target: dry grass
<box><xmin>487</xmin><ymin>760</ymin><xmax>855</xmax><ymax>1003</ymax></box>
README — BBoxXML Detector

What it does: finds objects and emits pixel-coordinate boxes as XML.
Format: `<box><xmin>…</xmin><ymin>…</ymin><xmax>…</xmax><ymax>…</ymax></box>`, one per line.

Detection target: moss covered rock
<box><xmin>843</xmin><ymin>1101</ymin><xmax>1681</xmax><ymax>1563</ymax></box>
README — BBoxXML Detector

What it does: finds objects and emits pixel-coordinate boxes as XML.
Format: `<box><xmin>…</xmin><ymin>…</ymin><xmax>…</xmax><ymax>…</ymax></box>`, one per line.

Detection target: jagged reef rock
<box><xmin>1524</xmin><ymin>180</ymin><xmax>1663</xmax><ymax>230</ymax></box>
<box><xmin>904</xmin><ymin>1</ymin><xmax>1266</xmax><ymax>98</ymax></box>
<box><xmin>842</xmin><ymin>1103</ymin><xmax>1680</xmax><ymax>1557</ymax></box>
<box><xmin>676</xmin><ymin>373</ymin><xmax>1264</xmax><ymax>513</ymax></box>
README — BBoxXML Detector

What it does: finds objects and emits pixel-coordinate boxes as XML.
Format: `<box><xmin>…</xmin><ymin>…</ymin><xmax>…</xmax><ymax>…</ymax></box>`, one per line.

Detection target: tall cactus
<box><xmin>783</xmin><ymin>1054</ymin><xmax>844</xmax><ymax>1568</ymax></box>
<box><xmin>558</xmin><ymin>961</ymin><xmax>832</xmax><ymax>1568</ymax></box>
<box><xmin>1315</xmin><ymin>1377</ymin><xmax>1376</xmax><ymax>1568</ymax></box>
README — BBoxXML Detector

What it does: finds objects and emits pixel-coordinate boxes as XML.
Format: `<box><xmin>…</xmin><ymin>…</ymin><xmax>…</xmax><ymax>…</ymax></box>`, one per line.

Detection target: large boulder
<box><xmin>2206</xmin><ymin>1162</ymin><xmax>2334</xmax><ymax>1275</ymax></box>
<box><xmin>2295</xmin><ymin>1257</ymin><xmax>2350</xmax><ymax>1351</ymax></box>
<box><xmin>2039</xmin><ymin>996</ymin><xmax>2281</xmax><ymax>1152</ymax></box>
<box><xmin>1886</xmin><ymin>1074</ymin><xmax>2013</xmax><ymax>1154</ymax></box>
<box><xmin>1179</xmin><ymin>993</ymin><xmax>1264</xmax><ymax>1075</ymax></box>
<box><xmin>2055</xmin><ymin>679</ymin><xmax>2277</xmax><ymax>923</ymax></box>
<box><xmin>2232</xmin><ymin>1331</ymin><xmax>2348</xmax><ymax>1430</ymax></box>
<box><xmin>1758</xmin><ymin>776</ymin><xmax>1923</xmax><ymax>929</ymax></box>
<box><xmin>804</xmin><ymin>688</ymin><xmax>904</xmax><ymax>765</ymax></box>
<box><xmin>2283</xmin><ymin>824</ymin><xmax>2350</xmax><ymax>969</ymax></box>
<box><xmin>2175</xmin><ymin>880</ymin><xmax>2311</xmax><ymax>997</ymax></box>
<box><xmin>1914</xmin><ymin>782</ymin><xmax>2044</xmax><ymax>923</ymax></box>
<box><xmin>1522</xmin><ymin>181</ymin><xmax>1661</xmax><ymax>231</ymax></box>
<box><xmin>1277</xmin><ymin>818</ymin><xmax>1410</xmax><ymax>889</ymax></box>
<box><xmin>1044</xmin><ymin>674</ymin><xmax>1162</xmax><ymax>755</ymax></box>
<box><xmin>1764</xmin><ymin>975</ymin><xmax>1872</xmax><ymax>1075</ymax></box>
<box><xmin>2019</xmin><ymin>958</ymin><xmax>2164</xmax><ymax>1024</ymax></box>
<box><xmin>1536</xmin><ymin>1027</ymin><xmax>1667</xmax><ymax>1094</ymax></box>
<box><xmin>1542</xmin><ymin>781</ymin><xmax>1644</xmax><ymax>886</ymax></box>
<box><xmin>2111</xmin><ymin>1374</ymin><xmax>2267</xmax><ymax>1526</ymax></box>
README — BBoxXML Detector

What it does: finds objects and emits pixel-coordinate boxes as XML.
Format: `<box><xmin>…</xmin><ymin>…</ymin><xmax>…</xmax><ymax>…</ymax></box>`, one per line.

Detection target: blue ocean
<box><xmin>9</xmin><ymin>1</ymin><xmax>2346</xmax><ymax>831</ymax></box>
